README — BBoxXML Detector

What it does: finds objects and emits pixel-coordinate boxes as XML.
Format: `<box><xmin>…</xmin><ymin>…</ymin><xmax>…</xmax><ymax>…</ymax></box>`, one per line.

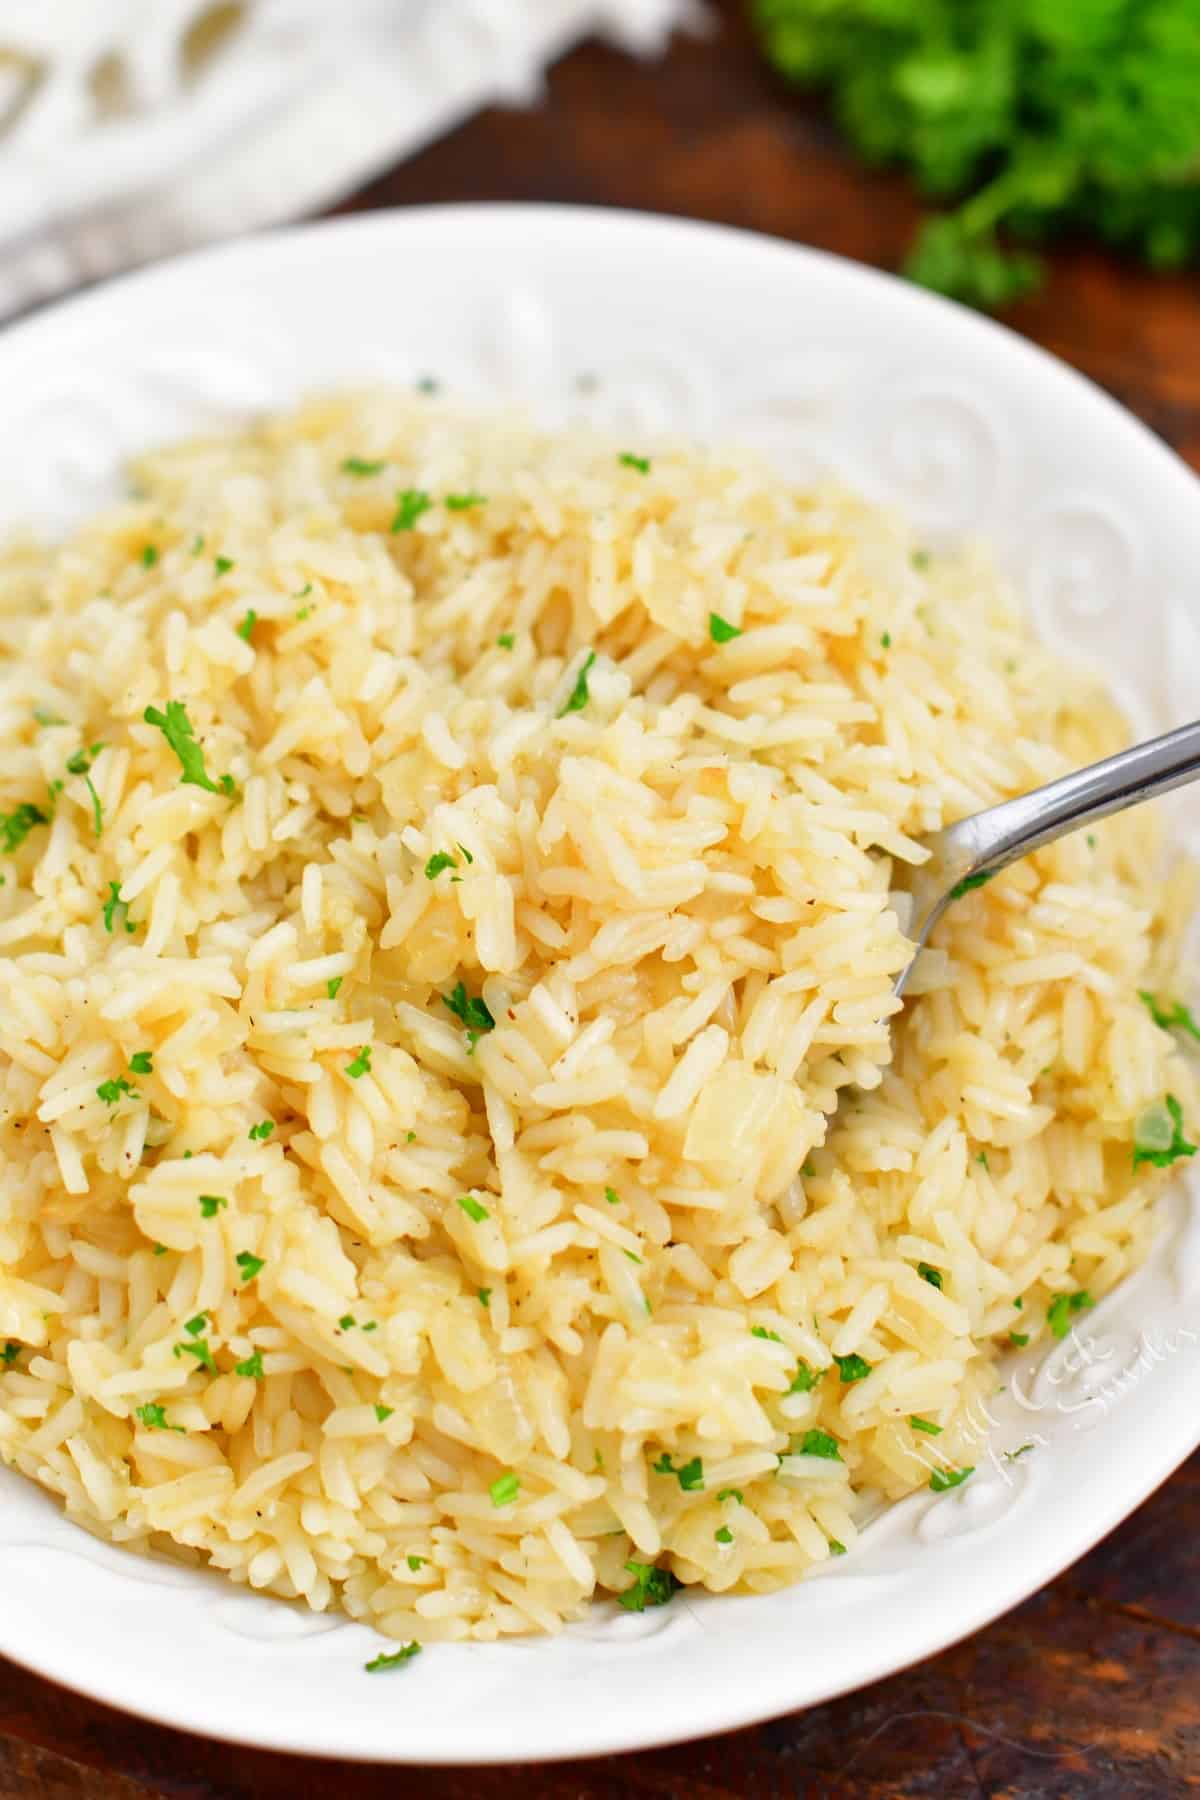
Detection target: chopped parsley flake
<box><xmin>930</xmin><ymin>1466</ymin><xmax>974</xmax><ymax>1492</ymax></box>
<box><xmin>175</xmin><ymin>1333</ymin><xmax>216</xmax><ymax>1376</ymax></box>
<box><xmin>751</xmin><ymin>1326</ymin><xmax>783</xmax><ymax>1342</ymax></box>
<box><xmin>1009</xmin><ymin>1331</ymin><xmax>1030</xmax><ymax>1347</ymax></box>
<box><xmin>339</xmin><ymin>1315</ymin><xmax>357</xmax><ymax>1331</ymax></box>
<box><xmin>489</xmin><ymin>1471</ymin><xmax>520</xmax><ymax>1507</ymax></box>
<box><xmin>445</xmin><ymin>492</ymin><xmax>486</xmax><ymax>511</ymax></box>
<box><xmin>717</xmin><ymin>1487</ymin><xmax>744</xmax><ymax>1504</ymax></box>
<box><xmin>97</xmin><ymin>1077</ymin><xmax>136</xmax><ymax>1106</ymax></box>
<box><xmin>198</xmin><ymin>1195</ymin><xmax>228</xmax><ymax>1218</ymax></box>
<box><xmin>345</xmin><ymin>1046</ymin><xmax>372</xmax><ymax>1079</ymax></box>
<box><xmin>135</xmin><ymin>1403</ymin><xmax>183</xmax><ymax>1433</ymax></box>
<box><xmin>788</xmin><ymin>1361</ymin><xmax>818</xmax><ymax>1393</ymax></box>
<box><xmin>622</xmin><ymin>1248</ymin><xmax>643</xmax><ymax>1264</ymax></box>
<box><xmin>375</xmin><ymin>1404</ymin><xmax>394</xmax><ymax>1423</ymax></box>
<box><xmin>618</xmin><ymin>1559</ymin><xmax>678</xmax><ymax>1612</ymax></box>
<box><xmin>976</xmin><ymin>1150</ymin><xmax>989</xmax><ymax>1169</ymax></box>
<box><xmin>796</xmin><ymin>1429</ymin><xmax>841</xmax><ymax>1461</ymax></box>
<box><xmin>910</xmin><ymin>1416</ymin><xmax>942</xmax><ymax>1436</ymax></box>
<box><xmin>34</xmin><ymin>710</ymin><xmax>66</xmax><ymax>727</ymax></box>
<box><xmin>103</xmin><ymin>881</ymin><xmax>133</xmax><ymax>933</ymax></box>
<box><xmin>236</xmin><ymin>1252</ymin><xmax>264</xmax><ymax>1283</ymax></box>
<box><xmin>911</xmin><ymin>549</ymin><xmax>931</xmax><ymax>570</ymax></box>
<box><xmin>828</xmin><ymin>1539</ymin><xmax>848</xmax><ymax>1555</ymax></box>
<box><xmin>1133</xmin><ymin>1094</ymin><xmax>1196</xmax><ymax>1169</ymax></box>
<box><xmin>143</xmin><ymin>700</ymin><xmax>234</xmax><ymax>797</ymax></box>
<box><xmin>652</xmin><ymin>1452</ymin><xmax>704</xmax><ymax>1491</ymax></box>
<box><xmin>834</xmin><ymin>1352</ymin><xmax>872</xmax><ymax>1384</ymax></box>
<box><xmin>391</xmin><ymin>488</ymin><xmax>433</xmax><ymax>533</ymax></box>
<box><xmin>478</xmin><ymin>1287</ymin><xmax>491</xmax><ymax>1307</ymax></box>
<box><xmin>405</xmin><ymin>1553</ymin><xmax>423</xmax><ymax>1569</ymax></box>
<box><xmin>364</xmin><ymin>1643</ymin><xmax>422</xmax><ymax>1674</ymax></box>
<box><xmin>236</xmin><ymin>610</ymin><xmax>256</xmax><ymax>642</ymax></box>
<box><xmin>604</xmin><ymin>1187</ymin><xmax>621</xmax><ymax>1205</ymax></box>
<box><xmin>557</xmin><ymin>649</ymin><xmax>597</xmax><ymax>718</ymax></box>
<box><xmin>129</xmin><ymin>1051</ymin><xmax>153</xmax><ymax>1075</ymax></box>
<box><xmin>80</xmin><ymin>772</ymin><xmax>105</xmax><ymax>840</ymax></box>
<box><xmin>948</xmin><ymin>869</ymin><xmax>995</xmax><ymax>901</ymax></box>
<box><xmin>881</xmin><ymin>631</ymin><xmax>892</xmax><ymax>648</ymax></box>
<box><xmin>1047</xmin><ymin>1290</ymin><xmax>1093</xmax><ymax>1338</ymax></box>
<box><xmin>214</xmin><ymin>556</ymin><xmax>234</xmax><ymax>577</ymax></box>
<box><xmin>235</xmin><ymin>1351</ymin><xmax>264</xmax><ymax>1380</ymax></box>
<box><xmin>1</xmin><ymin>802</ymin><xmax>48</xmax><ymax>855</ymax></box>
<box><xmin>248</xmin><ymin>1120</ymin><xmax>274</xmax><ymax>1141</ymax></box>
<box><xmin>456</xmin><ymin>1194</ymin><xmax>489</xmax><ymax>1223</ymax></box>
<box><xmin>1137</xmin><ymin>990</ymin><xmax>1200</xmax><ymax>1040</ymax></box>
<box><xmin>327</xmin><ymin>977</ymin><xmax>343</xmax><ymax>999</ymax></box>
<box><xmin>496</xmin><ymin>632</ymin><xmax>515</xmax><ymax>649</ymax></box>
<box><xmin>618</xmin><ymin>452</ymin><xmax>650</xmax><ymax>473</ymax></box>
<box><xmin>708</xmin><ymin>612</ymin><xmax>743</xmax><ymax>644</ymax></box>
<box><xmin>714</xmin><ymin>1525</ymin><xmax>734</xmax><ymax>1544</ymax></box>
<box><xmin>456</xmin><ymin>843</ymin><xmax>474</xmax><ymax>865</ymax></box>
<box><xmin>442</xmin><ymin>981</ymin><xmax>495</xmax><ymax>1050</ymax></box>
<box><xmin>1005</xmin><ymin>1443</ymin><xmax>1035</xmax><ymax>1462</ymax></box>
<box><xmin>141</xmin><ymin>545</ymin><xmax>159</xmax><ymax>568</ymax></box>
<box><xmin>917</xmin><ymin>1262</ymin><xmax>944</xmax><ymax>1290</ymax></box>
<box><xmin>425</xmin><ymin>851</ymin><xmax>457</xmax><ymax>879</ymax></box>
<box><xmin>1</xmin><ymin>1343</ymin><xmax>22</xmax><ymax>1367</ymax></box>
<box><xmin>342</xmin><ymin>458</ymin><xmax>386</xmax><ymax>476</ymax></box>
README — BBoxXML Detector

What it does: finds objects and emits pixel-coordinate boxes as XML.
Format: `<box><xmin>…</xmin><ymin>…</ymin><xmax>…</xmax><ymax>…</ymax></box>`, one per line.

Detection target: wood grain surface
<box><xmin>4</xmin><ymin>5</ymin><xmax>1200</xmax><ymax>1794</ymax></box>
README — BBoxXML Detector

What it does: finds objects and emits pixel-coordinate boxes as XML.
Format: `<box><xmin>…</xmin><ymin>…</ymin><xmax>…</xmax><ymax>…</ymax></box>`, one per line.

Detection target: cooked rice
<box><xmin>0</xmin><ymin>392</ymin><xmax>1195</xmax><ymax>1643</ymax></box>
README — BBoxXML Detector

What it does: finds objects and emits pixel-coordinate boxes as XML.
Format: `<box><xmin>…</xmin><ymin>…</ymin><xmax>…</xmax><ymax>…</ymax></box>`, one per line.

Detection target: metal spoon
<box><xmin>896</xmin><ymin>718</ymin><xmax>1200</xmax><ymax>998</ymax></box>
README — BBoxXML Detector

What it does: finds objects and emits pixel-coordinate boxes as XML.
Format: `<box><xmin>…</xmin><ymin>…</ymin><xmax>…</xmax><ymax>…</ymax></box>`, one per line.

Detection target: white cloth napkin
<box><xmin>0</xmin><ymin>0</ymin><xmax>693</xmax><ymax>322</ymax></box>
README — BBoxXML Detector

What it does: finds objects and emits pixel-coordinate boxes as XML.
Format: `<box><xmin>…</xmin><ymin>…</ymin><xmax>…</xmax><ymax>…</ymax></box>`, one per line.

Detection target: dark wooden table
<box><xmin>4</xmin><ymin>6</ymin><xmax>1200</xmax><ymax>1795</ymax></box>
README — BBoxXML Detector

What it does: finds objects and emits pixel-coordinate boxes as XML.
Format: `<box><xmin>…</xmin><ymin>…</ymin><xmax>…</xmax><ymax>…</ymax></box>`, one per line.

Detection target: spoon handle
<box><xmin>942</xmin><ymin>717</ymin><xmax>1200</xmax><ymax>877</ymax></box>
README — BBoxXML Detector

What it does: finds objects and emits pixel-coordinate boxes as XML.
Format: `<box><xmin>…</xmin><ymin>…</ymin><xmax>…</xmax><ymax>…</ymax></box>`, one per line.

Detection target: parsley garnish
<box><xmin>717</xmin><ymin>1488</ymin><xmax>744</xmax><ymax>1504</ymax></box>
<box><xmin>129</xmin><ymin>1051</ymin><xmax>153</xmax><ymax>1075</ymax></box>
<box><xmin>489</xmin><ymin>1471</ymin><xmax>520</xmax><ymax>1507</ymax></box>
<box><xmin>248</xmin><ymin>1120</ymin><xmax>274</xmax><ymax>1141</ymax></box>
<box><xmin>976</xmin><ymin>1150</ymin><xmax>989</xmax><ymax>1169</ymax></box>
<box><xmin>198</xmin><ymin>1194</ymin><xmax>227</xmax><ymax>1218</ymax></box>
<box><xmin>828</xmin><ymin>1539</ymin><xmax>847</xmax><ymax>1555</ymax></box>
<box><xmin>751</xmin><ymin>1326</ymin><xmax>783</xmax><ymax>1342</ymax></box>
<box><xmin>1047</xmin><ymin>1290</ymin><xmax>1093</xmax><ymax>1339</ymax></box>
<box><xmin>375</xmin><ymin>1405</ymin><xmax>394</xmax><ymax>1423</ymax></box>
<box><xmin>102</xmin><ymin>881</ymin><xmax>134</xmax><ymax>933</ymax></box>
<box><xmin>236</xmin><ymin>610</ymin><xmax>256</xmax><ymax>642</ymax></box>
<box><xmin>714</xmin><ymin>1525</ymin><xmax>734</xmax><ymax>1544</ymax></box>
<box><xmin>881</xmin><ymin>631</ymin><xmax>892</xmax><ymax>648</ymax></box>
<box><xmin>236</xmin><ymin>1252</ymin><xmax>265</xmax><ymax>1283</ymax></box>
<box><xmin>930</xmin><ymin>1466</ymin><xmax>974</xmax><ymax>1492</ymax></box>
<box><xmin>1</xmin><ymin>1343</ymin><xmax>22</xmax><ymax>1367</ymax></box>
<box><xmin>917</xmin><ymin>1262</ymin><xmax>944</xmax><ymax>1290</ymax></box>
<box><xmin>618</xmin><ymin>1559</ymin><xmax>678</xmax><ymax>1612</ymax></box>
<box><xmin>910</xmin><ymin>1416</ymin><xmax>942</xmax><ymax>1435</ymax></box>
<box><xmin>618</xmin><ymin>452</ymin><xmax>650</xmax><ymax>473</ymax></box>
<box><xmin>708</xmin><ymin>612</ymin><xmax>743</xmax><ymax>644</ymax></box>
<box><xmin>214</xmin><ymin>556</ymin><xmax>234</xmax><ymax>577</ymax></box>
<box><xmin>652</xmin><ymin>1452</ymin><xmax>704</xmax><ymax>1492</ymax></box>
<box><xmin>558</xmin><ymin>649</ymin><xmax>596</xmax><ymax>717</ymax></box>
<box><xmin>345</xmin><ymin>1046</ymin><xmax>372</xmax><ymax>1079</ymax></box>
<box><xmin>33</xmin><ymin>710</ymin><xmax>66</xmax><ymax>727</ymax></box>
<box><xmin>1</xmin><ymin>802</ymin><xmax>48</xmax><ymax>855</ymax></box>
<box><xmin>135</xmin><ymin>1403</ymin><xmax>183</xmax><ymax>1433</ymax></box>
<box><xmin>1139</xmin><ymin>992</ymin><xmax>1200</xmax><ymax>1041</ymax></box>
<box><xmin>1133</xmin><ymin>1095</ymin><xmax>1196</xmax><ymax>1169</ymax></box>
<box><xmin>174</xmin><ymin>1320</ymin><xmax>216</xmax><ymax>1375</ymax></box>
<box><xmin>911</xmin><ymin>549</ymin><xmax>931</xmax><ymax>570</ymax></box>
<box><xmin>141</xmin><ymin>545</ymin><xmax>159</xmax><ymax>568</ymax></box>
<box><xmin>445</xmin><ymin>492</ymin><xmax>487</xmax><ymax>511</ymax></box>
<box><xmin>477</xmin><ymin>1287</ymin><xmax>491</xmax><ymax>1307</ymax></box>
<box><xmin>788</xmin><ymin>1361</ymin><xmax>818</xmax><ymax>1393</ymax></box>
<box><xmin>342</xmin><ymin>458</ymin><xmax>386</xmax><ymax>476</ymax></box>
<box><xmin>365</xmin><ymin>1643</ymin><xmax>422</xmax><ymax>1674</ymax></box>
<box><xmin>97</xmin><ymin>1077</ymin><xmax>136</xmax><ymax>1106</ymax></box>
<box><xmin>406</xmin><ymin>1553</ymin><xmax>424</xmax><ymax>1570</ymax></box>
<box><xmin>456</xmin><ymin>1194</ymin><xmax>489</xmax><ymax>1223</ymax></box>
<box><xmin>834</xmin><ymin>1352</ymin><xmax>872</xmax><ymax>1383</ymax></box>
<box><xmin>796</xmin><ymin>1429</ymin><xmax>841</xmax><ymax>1461</ymax></box>
<box><xmin>338</xmin><ymin>1315</ymin><xmax>357</xmax><ymax>1331</ymax></box>
<box><xmin>235</xmin><ymin>1351</ymin><xmax>264</xmax><ymax>1380</ymax></box>
<box><xmin>425</xmin><ymin>851</ymin><xmax>457</xmax><ymax>879</ymax></box>
<box><xmin>391</xmin><ymin>489</ymin><xmax>433</xmax><ymax>533</ymax></box>
<box><xmin>1009</xmin><ymin>1332</ymin><xmax>1030</xmax><ymax>1347</ymax></box>
<box><xmin>442</xmin><ymin>981</ymin><xmax>495</xmax><ymax>1050</ymax></box>
<box><xmin>948</xmin><ymin>869</ymin><xmax>995</xmax><ymax>901</ymax></box>
<box><xmin>496</xmin><ymin>632</ymin><xmax>515</xmax><ymax>650</ymax></box>
<box><xmin>604</xmin><ymin>1187</ymin><xmax>621</xmax><ymax>1205</ymax></box>
<box><xmin>327</xmin><ymin>977</ymin><xmax>343</xmax><ymax>999</ymax></box>
<box><xmin>144</xmin><ymin>701</ymin><xmax>234</xmax><ymax>797</ymax></box>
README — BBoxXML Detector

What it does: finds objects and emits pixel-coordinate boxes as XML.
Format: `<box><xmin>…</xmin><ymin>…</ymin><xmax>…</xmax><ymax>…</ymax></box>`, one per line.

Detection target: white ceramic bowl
<box><xmin>2</xmin><ymin>206</ymin><xmax>1200</xmax><ymax>1764</ymax></box>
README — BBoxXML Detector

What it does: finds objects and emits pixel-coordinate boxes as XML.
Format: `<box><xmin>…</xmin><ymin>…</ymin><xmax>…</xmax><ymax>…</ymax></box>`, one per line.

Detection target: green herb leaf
<box><xmin>714</xmin><ymin>1525</ymin><xmax>734</xmax><ymax>1544</ymax></box>
<box><xmin>442</xmin><ymin>981</ymin><xmax>495</xmax><ymax>1050</ymax></box>
<box><xmin>477</xmin><ymin>1287</ymin><xmax>491</xmax><ymax>1307</ymax></box>
<box><xmin>930</xmin><ymin>1466</ymin><xmax>974</xmax><ymax>1492</ymax></box>
<box><xmin>456</xmin><ymin>1194</ymin><xmax>489</xmax><ymax>1223</ymax></box>
<box><xmin>834</xmin><ymin>1352</ymin><xmax>872</xmax><ymax>1384</ymax></box>
<box><xmin>618</xmin><ymin>453</ymin><xmax>650</xmax><ymax>473</ymax></box>
<box><xmin>910</xmin><ymin>1415</ymin><xmax>942</xmax><ymax>1436</ymax></box>
<box><xmin>618</xmin><ymin>1559</ymin><xmax>679</xmax><ymax>1612</ymax></box>
<box><xmin>948</xmin><ymin>869</ymin><xmax>995</xmax><ymax>901</ymax></box>
<box><xmin>828</xmin><ymin>1538</ymin><xmax>847</xmax><ymax>1556</ymax></box>
<box><xmin>557</xmin><ymin>649</ymin><xmax>597</xmax><ymax>718</ymax></box>
<box><xmin>97</xmin><ymin>1077</ymin><xmax>136</xmax><ymax>1106</ymax></box>
<box><xmin>1009</xmin><ymin>1331</ymin><xmax>1030</xmax><ymax>1347</ymax></box>
<box><xmin>603</xmin><ymin>1187</ymin><xmax>621</xmax><ymax>1205</ymax></box>
<box><xmin>248</xmin><ymin>1120</ymin><xmax>274</xmax><ymax>1141</ymax></box>
<box><xmin>652</xmin><ymin>1452</ymin><xmax>704</xmax><ymax>1492</ymax></box>
<box><xmin>214</xmin><ymin>556</ymin><xmax>234</xmax><ymax>577</ymax></box>
<box><xmin>342</xmin><ymin>458</ymin><xmax>386</xmax><ymax>477</ymax></box>
<box><xmin>1</xmin><ymin>802</ymin><xmax>48</xmax><ymax>855</ymax></box>
<box><xmin>917</xmin><ymin>1262</ymin><xmax>944</xmax><ymax>1290</ymax></box>
<box><xmin>717</xmin><ymin>1487</ymin><xmax>744</xmax><ymax>1504</ymax></box>
<box><xmin>406</xmin><ymin>1553</ymin><xmax>424</xmax><ymax>1570</ymax></box>
<box><xmin>327</xmin><ymin>977</ymin><xmax>343</xmax><ymax>999</ymax></box>
<box><xmin>1133</xmin><ymin>1094</ymin><xmax>1197</xmax><ymax>1169</ymax></box>
<box><xmin>236</xmin><ymin>609</ymin><xmax>256</xmax><ymax>642</ymax></box>
<box><xmin>129</xmin><ymin>1051</ymin><xmax>153</xmax><ymax>1075</ymax></box>
<box><xmin>881</xmin><ymin>631</ymin><xmax>892</xmax><ymax>648</ymax></box>
<box><xmin>751</xmin><ymin>1326</ymin><xmax>783</xmax><ymax>1342</ymax></box>
<box><xmin>496</xmin><ymin>632</ymin><xmax>515</xmax><ymax>650</ymax></box>
<box><xmin>796</xmin><ymin>1429</ymin><xmax>841</xmax><ymax>1461</ymax></box>
<box><xmin>141</xmin><ymin>545</ymin><xmax>159</xmax><ymax>568</ymax></box>
<box><xmin>445</xmin><ymin>492</ymin><xmax>486</xmax><ymax>511</ymax></box>
<box><xmin>364</xmin><ymin>1642</ymin><xmax>422</xmax><ymax>1674</ymax></box>
<box><xmin>198</xmin><ymin>1194</ymin><xmax>228</xmax><ymax>1219</ymax></box>
<box><xmin>236</xmin><ymin>1252</ymin><xmax>264</xmax><ymax>1283</ymax></box>
<box><xmin>425</xmin><ymin>851</ymin><xmax>457</xmax><ymax>879</ymax></box>
<box><xmin>708</xmin><ymin>612</ymin><xmax>743</xmax><ymax>644</ymax></box>
<box><xmin>788</xmin><ymin>1361</ymin><xmax>818</xmax><ymax>1394</ymax></box>
<box><xmin>1136</xmin><ymin>990</ymin><xmax>1200</xmax><ymax>1041</ymax></box>
<box><xmin>175</xmin><ymin>1336</ymin><xmax>216</xmax><ymax>1375</ymax></box>
<box><xmin>1047</xmin><ymin>1290</ymin><xmax>1093</xmax><ymax>1339</ymax></box>
<box><xmin>375</xmin><ymin>1405</ymin><xmax>394</xmax><ymax>1423</ymax></box>
<box><xmin>144</xmin><ymin>700</ymin><xmax>233</xmax><ymax>797</ymax></box>
<box><xmin>135</xmin><ymin>1403</ymin><xmax>183</xmax><ymax>1432</ymax></box>
<box><xmin>102</xmin><ymin>881</ymin><xmax>130</xmax><ymax>933</ymax></box>
<box><xmin>489</xmin><ymin>1471</ymin><xmax>520</xmax><ymax>1507</ymax></box>
<box><xmin>235</xmin><ymin>1351</ymin><xmax>264</xmax><ymax>1380</ymax></box>
<box><xmin>339</xmin><ymin>1315</ymin><xmax>357</xmax><ymax>1331</ymax></box>
<box><xmin>391</xmin><ymin>489</ymin><xmax>433</xmax><ymax>533</ymax></box>
<box><xmin>1</xmin><ymin>1343</ymin><xmax>22</xmax><ymax>1367</ymax></box>
<box><xmin>345</xmin><ymin>1046</ymin><xmax>373</xmax><ymax>1079</ymax></box>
